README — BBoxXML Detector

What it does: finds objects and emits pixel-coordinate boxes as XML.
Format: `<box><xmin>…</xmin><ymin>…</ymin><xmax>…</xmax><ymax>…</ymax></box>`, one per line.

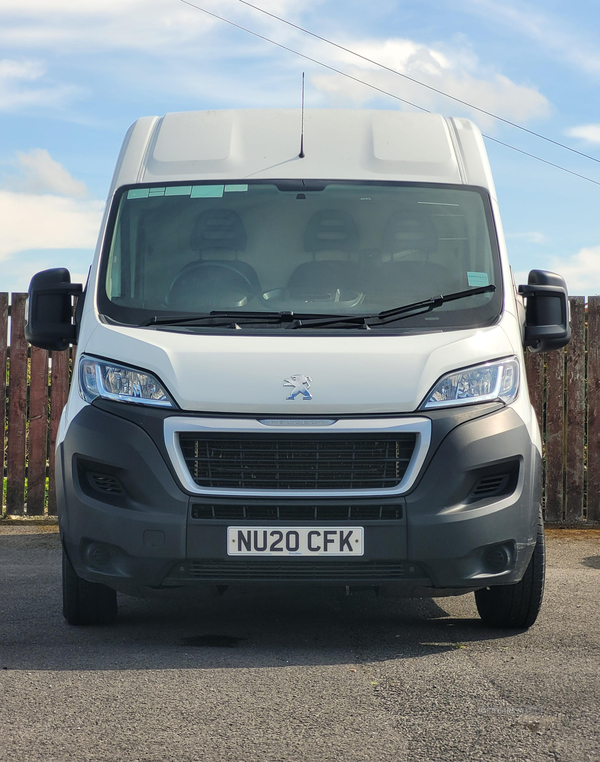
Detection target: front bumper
<box><xmin>57</xmin><ymin>401</ymin><xmax>540</xmax><ymax>597</ymax></box>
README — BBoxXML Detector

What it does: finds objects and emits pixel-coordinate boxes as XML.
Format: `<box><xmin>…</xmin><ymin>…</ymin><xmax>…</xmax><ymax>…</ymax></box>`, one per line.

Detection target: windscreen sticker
<box><xmin>225</xmin><ymin>184</ymin><xmax>248</xmax><ymax>193</ymax></box>
<box><xmin>191</xmin><ymin>185</ymin><xmax>224</xmax><ymax>198</ymax></box>
<box><xmin>127</xmin><ymin>188</ymin><xmax>150</xmax><ymax>199</ymax></box>
<box><xmin>467</xmin><ymin>271</ymin><xmax>490</xmax><ymax>287</ymax></box>
<box><xmin>148</xmin><ymin>187</ymin><xmax>166</xmax><ymax>197</ymax></box>
<box><xmin>166</xmin><ymin>186</ymin><xmax>192</xmax><ymax>196</ymax></box>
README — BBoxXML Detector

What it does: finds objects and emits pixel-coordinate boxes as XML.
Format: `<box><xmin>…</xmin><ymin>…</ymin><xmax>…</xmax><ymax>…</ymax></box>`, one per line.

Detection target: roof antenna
<box><xmin>299</xmin><ymin>72</ymin><xmax>305</xmax><ymax>158</ymax></box>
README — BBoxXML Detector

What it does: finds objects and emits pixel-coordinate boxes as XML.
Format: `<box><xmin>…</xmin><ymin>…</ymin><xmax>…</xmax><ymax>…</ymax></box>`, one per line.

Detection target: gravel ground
<box><xmin>0</xmin><ymin>525</ymin><xmax>598</xmax><ymax>762</ymax></box>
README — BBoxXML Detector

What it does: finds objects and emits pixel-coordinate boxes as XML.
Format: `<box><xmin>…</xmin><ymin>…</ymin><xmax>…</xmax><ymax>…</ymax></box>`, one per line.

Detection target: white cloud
<box><xmin>0</xmin><ymin>0</ymin><xmax>309</xmax><ymax>53</ymax></box>
<box><xmin>309</xmin><ymin>38</ymin><xmax>550</xmax><ymax>126</ymax></box>
<box><xmin>565</xmin><ymin>124</ymin><xmax>600</xmax><ymax>146</ymax></box>
<box><xmin>0</xmin><ymin>149</ymin><xmax>101</xmax><ymax>260</ymax></box>
<box><xmin>0</xmin><ymin>57</ymin><xmax>80</xmax><ymax>111</ymax></box>
<box><xmin>0</xmin><ymin>191</ymin><xmax>103</xmax><ymax>260</ymax></box>
<box><xmin>7</xmin><ymin>149</ymin><xmax>88</xmax><ymax>198</ymax></box>
<box><xmin>548</xmin><ymin>246</ymin><xmax>600</xmax><ymax>296</ymax></box>
<box><xmin>506</xmin><ymin>231</ymin><xmax>549</xmax><ymax>244</ymax></box>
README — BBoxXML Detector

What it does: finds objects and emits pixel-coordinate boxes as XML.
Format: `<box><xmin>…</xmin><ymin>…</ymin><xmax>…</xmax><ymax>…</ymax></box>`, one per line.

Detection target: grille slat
<box><xmin>190</xmin><ymin>504</ymin><xmax>403</xmax><ymax>521</ymax></box>
<box><xmin>180</xmin><ymin>433</ymin><xmax>416</xmax><ymax>490</ymax></box>
<box><xmin>187</xmin><ymin>559</ymin><xmax>408</xmax><ymax>581</ymax></box>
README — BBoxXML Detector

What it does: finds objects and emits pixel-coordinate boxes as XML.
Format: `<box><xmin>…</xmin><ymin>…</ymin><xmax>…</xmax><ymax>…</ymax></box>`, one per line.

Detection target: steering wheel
<box><xmin>167</xmin><ymin>261</ymin><xmax>258</xmax><ymax>309</ymax></box>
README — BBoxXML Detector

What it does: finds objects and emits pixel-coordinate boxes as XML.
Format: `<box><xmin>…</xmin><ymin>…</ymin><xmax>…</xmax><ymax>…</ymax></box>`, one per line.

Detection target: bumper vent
<box><xmin>86</xmin><ymin>472</ymin><xmax>124</xmax><ymax>496</ymax></box>
<box><xmin>186</xmin><ymin>559</ymin><xmax>409</xmax><ymax>581</ymax></box>
<box><xmin>179</xmin><ymin>433</ymin><xmax>416</xmax><ymax>491</ymax></box>
<box><xmin>191</xmin><ymin>504</ymin><xmax>402</xmax><ymax>521</ymax></box>
<box><xmin>469</xmin><ymin>471</ymin><xmax>515</xmax><ymax>502</ymax></box>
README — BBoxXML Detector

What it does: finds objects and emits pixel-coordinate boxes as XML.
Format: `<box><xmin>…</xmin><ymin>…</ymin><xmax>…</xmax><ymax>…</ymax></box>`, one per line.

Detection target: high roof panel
<box><xmin>109</xmin><ymin>110</ymin><xmax>494</xmax><ymax>193</ymax></box>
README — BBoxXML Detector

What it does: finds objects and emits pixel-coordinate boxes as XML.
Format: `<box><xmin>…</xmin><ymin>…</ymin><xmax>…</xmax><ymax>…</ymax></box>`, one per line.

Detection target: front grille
<box><xmin>191</xmin><ymin>504</ymin><xmax>402</xmax><ymax>520</ymax></box>
<box><xmin>186</xmin><ymin>559</ymin><xmax>409</xmax><ymax>581</ymax></box>
<box><xmin>179</xmin><ymin>433</ymin><xmax>417</xmax><ymax>490</ymax></box>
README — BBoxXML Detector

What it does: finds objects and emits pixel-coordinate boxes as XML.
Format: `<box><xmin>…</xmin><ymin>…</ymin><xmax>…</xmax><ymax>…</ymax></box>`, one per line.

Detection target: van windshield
<box><xmin>99</xmin><ymin>181</ymin><xmax>503</xmax><ymax>331</ymax></box>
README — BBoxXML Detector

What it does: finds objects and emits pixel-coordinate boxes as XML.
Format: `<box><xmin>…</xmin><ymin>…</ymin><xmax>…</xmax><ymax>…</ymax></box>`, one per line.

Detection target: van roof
<box><xmin>109</xmin><ymin>109</ymin><xmax>496</xmax><ymax>196</ymax></box>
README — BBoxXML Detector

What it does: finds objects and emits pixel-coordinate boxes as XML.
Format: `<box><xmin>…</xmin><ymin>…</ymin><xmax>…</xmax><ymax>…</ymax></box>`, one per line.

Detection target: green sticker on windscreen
<box><xmin>166</xmin><ymin>186</ymin><xmax>192</xmax><ymax>196</ymax></box>
<box><xmin>225</xmin><ymin>184</ymin><xmax>248</xmax><ymax>193</ymax></box>
<box><xmin>191</xmin><ymin>185</ymin><xmax>224</xmax><ymax>198</ymax></box>
<box><xmin>467</xmin><ymin>271</ymin><xmax>490</xmax><ymax>287</ymax></box>
<box><xmin>127</xmin><ymin>188</ymin><xmax>149</xmax><ymax>199</ymax></box>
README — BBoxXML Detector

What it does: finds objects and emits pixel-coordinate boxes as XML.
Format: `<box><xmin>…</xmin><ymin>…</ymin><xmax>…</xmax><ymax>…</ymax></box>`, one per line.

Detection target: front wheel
<box><xmin>475</xmin><ymin>509</ymin><xmax>545</xmax><ymax>629</ymax></box>
<box><xmin>62</xmin><ymin>548</ymin><xmax>118</xmax><ymax>625</ymax></box>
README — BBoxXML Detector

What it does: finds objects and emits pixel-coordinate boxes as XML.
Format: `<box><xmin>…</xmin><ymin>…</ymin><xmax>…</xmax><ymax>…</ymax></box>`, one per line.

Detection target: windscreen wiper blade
<box><xmin>285</xmin><ymin>285</ymin><xmax>496</xmax><ymax>329</ymax></box>
<box><xmin>141</xmin><ymin>310</ymin><xmax>343</xmax><ymax>327</ymax></box>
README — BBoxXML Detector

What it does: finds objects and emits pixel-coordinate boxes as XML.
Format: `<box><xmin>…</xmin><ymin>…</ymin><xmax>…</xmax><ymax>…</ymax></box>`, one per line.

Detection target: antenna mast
<box><xmin>299</xmin><ymin>72</ymin><xmax>305</xmax><ymax>158</ymax></box>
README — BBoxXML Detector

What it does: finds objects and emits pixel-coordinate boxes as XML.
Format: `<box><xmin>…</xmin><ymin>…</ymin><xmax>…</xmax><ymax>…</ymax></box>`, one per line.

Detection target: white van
<box><xmin>26</xmin><ymin>110</ymin><xmax>569</xmax><ymax>628</ymax></box>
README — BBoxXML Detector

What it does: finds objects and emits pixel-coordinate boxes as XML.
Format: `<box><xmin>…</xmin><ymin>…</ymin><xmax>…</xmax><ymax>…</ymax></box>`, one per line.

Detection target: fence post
<box><xmin>565</xmin><ymin>296</ymin><xmax>586</xmax><ymax>522</ymax></box>
<box><xmin>587</xmin><ymin>296</ymin><xmax>600</xmax><ymax>523</ymax></box>
<box><xmin>545</xmin><ymin>346</ymin><xmax>565</xmax><ymax>522</ymax></box>
<box><xmin>0</xmin><ymin>294</ymin><xmax>7</xmax><ymax>515</ymax></box>
<box><xmin>6</xmin><ymin>294</ymin><xmax>28</xmax><ymax>515</ymax></box>
<box><xmin>27</xmin><ymin>345</ymin><xmax>49</xmax><ymax>515</ymax></box>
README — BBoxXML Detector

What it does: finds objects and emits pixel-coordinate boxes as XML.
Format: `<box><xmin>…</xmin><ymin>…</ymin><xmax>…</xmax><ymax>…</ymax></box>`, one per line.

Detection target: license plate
<box><xmin>227</xmin><ymin>526</ymin><xmax>364</xmax><ymax>556</ymax></box>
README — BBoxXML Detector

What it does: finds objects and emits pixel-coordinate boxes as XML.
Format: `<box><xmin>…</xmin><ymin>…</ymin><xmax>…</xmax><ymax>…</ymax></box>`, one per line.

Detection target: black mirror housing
<box><xmin>518</xmin><ymin>269</ymin><xmax>570</xmax><ymax>353</ymax></box>
<box><xmin>25</xmin><ymin>268</ymin><xmax>83</xmax><ymax>351</ymax></box>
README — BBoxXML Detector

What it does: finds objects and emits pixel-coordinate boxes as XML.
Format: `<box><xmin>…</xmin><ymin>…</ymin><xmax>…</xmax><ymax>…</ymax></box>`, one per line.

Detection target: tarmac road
<box><xmin>0</xmin><ymin>525</ymin><xmax>599</xmax><ymax>762</ymax></box>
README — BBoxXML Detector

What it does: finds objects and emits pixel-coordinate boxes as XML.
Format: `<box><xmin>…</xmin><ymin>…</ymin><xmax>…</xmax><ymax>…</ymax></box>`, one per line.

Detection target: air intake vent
<box><xmin>179</xmin><ymin>433</ymin><xmax>417</xmax><ymax>491</ymax></box>
<box><xmin>469</xmin><ymin>473</ymin><xmax>511</xmax><ymax>501</ymax></box>
<box><xmin>191</xmin><ymin>504</ymin><xmax>402</xmax><ymax>521</ymax></box>
<box><xmin>186</xmin><ymin>560</ymin><xmax>409</xmax><ymax>581</ymax></box>
<box><xmin>87</xmin><ymin>473</ymin><xmax>125</xmax><ymax>496</ymax></box>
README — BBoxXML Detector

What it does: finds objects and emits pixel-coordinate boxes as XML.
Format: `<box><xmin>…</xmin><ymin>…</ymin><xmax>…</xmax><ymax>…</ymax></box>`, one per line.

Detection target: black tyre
<box><xmin>62</xmin><ymin>548</ymin><xmax>118</xmax><ymax>625</ymax></box>
<box><xmin>475</xmin><ymin>509</ymin><xmax>545</xmax><ymax>629</ymax></box>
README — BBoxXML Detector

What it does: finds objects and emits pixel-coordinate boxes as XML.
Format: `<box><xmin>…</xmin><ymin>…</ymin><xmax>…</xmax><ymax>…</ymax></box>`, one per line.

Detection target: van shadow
<box><xmin>2</xmin><ymin>583</ymin><xmax>518</xmax><ymax>673</ymax></box>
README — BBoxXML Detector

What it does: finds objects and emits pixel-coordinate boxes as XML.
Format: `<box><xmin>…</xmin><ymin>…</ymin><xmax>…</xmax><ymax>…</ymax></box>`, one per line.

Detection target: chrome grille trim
<box><xmin>165</xmin><ymin>417</ymin><xmax>431</xmax><ymax>497</ymax></box>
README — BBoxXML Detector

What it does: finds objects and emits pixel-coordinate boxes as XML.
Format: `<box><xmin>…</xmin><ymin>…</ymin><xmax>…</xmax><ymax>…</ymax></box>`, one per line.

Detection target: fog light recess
<box><xmin>483</xmin><ymin>544</ymin><xmax>512</xmax><ymax>574</ymax></box>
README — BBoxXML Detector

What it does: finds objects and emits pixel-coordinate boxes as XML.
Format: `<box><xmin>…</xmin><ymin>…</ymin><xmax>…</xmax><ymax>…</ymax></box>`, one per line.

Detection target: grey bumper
<box><xmin>57</xmin><ymin>402</ymin><xmax>540</xmax><ymax>596</ymax></box>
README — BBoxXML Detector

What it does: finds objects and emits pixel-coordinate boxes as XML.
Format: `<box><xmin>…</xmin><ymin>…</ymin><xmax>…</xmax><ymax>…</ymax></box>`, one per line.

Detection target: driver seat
<box><xmin>167</xmin><ymin>209</ymin><xmax>261</xmax><ymax>309</ymax></box>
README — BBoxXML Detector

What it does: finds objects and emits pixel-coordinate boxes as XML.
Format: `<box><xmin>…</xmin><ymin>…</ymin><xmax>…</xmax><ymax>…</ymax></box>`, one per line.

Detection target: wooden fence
<box><xmin>1</xmin><ymin>291</ymin><xmax>598</xmax><ymax>523</ymax></box>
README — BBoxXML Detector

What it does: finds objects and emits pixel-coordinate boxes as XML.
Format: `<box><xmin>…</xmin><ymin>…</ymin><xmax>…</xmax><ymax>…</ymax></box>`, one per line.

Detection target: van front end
<box><xmin>26</xmin><ymin>110</ymin><xmax>570</xmax><ymax>628</ymax></box>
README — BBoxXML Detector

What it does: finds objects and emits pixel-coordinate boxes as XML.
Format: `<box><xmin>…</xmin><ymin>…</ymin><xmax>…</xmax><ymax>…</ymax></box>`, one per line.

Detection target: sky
<box><xmin>1</xmin><ymin>0</ymin><xmax>600</xmax><ymax>295</ymax></box>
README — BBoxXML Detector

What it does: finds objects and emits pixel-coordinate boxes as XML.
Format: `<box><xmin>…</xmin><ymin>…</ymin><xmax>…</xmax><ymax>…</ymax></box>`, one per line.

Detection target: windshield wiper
<box><xmin>285</xmin><ymin>285</ymin><xmax>496</xmax><ymax>329</ymax></box>
<box><xmin>141</xmin><ymin>310</ymin><xmax>344</xmax><ymax>327</ymax></box>
<box><xmin>140</xmin><ymin>285</ymin><xmax>495</xmax><ymax>329</ymax></box>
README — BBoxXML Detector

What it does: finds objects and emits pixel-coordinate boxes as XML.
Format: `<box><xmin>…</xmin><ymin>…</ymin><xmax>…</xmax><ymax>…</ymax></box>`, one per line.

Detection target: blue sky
<box><xmin>1</xmin><ymin>0</ymin><xmax>600</xmax><ymax>295</ymax></box>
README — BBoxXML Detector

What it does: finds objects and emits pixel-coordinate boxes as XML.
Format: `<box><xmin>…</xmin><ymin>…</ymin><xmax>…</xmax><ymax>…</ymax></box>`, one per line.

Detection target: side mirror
<box><xmin>25</xmin><ymin>268</ymin><xmax>83</xmax><ymax>351</ymax></box>
<box><xmin>518</xmin><ymin>269</ymin><xmax>570</xmax><ymax>353</ymax></box>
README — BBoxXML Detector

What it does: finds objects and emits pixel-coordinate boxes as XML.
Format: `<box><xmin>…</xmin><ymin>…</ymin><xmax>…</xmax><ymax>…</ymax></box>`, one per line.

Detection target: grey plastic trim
<box><xmin>164</xmin><ymin>416</ymin><xmax>432</xmax><ymax>498</ymax></box>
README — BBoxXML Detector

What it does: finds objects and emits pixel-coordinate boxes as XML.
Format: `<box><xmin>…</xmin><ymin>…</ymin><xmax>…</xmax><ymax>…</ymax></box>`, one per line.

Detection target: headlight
<box><xmin>79</xmin><ymin>356</ymin><xmax>175</xmax><ymax>408</ymax></box>
<box><xmin>421</xmin><ymin>358</ymin><xmax>519</xmax><ymax>409</ymax></box>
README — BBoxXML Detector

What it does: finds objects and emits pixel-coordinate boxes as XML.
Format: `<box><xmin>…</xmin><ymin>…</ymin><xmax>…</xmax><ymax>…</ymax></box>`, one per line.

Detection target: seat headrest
<box><xmin>304</xmin><ymin>210</ymin><xmax>359</xmax><ymax>253</ymax></box>
<box><xmin>382</xmin><ymin>210</ymin><xmax>437</xmax><ymax>255</ymax></box>
<box><xmin>191</xmin><ymin>209</ymin><xmax>247</xmax><ymax>252</ymax></box>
